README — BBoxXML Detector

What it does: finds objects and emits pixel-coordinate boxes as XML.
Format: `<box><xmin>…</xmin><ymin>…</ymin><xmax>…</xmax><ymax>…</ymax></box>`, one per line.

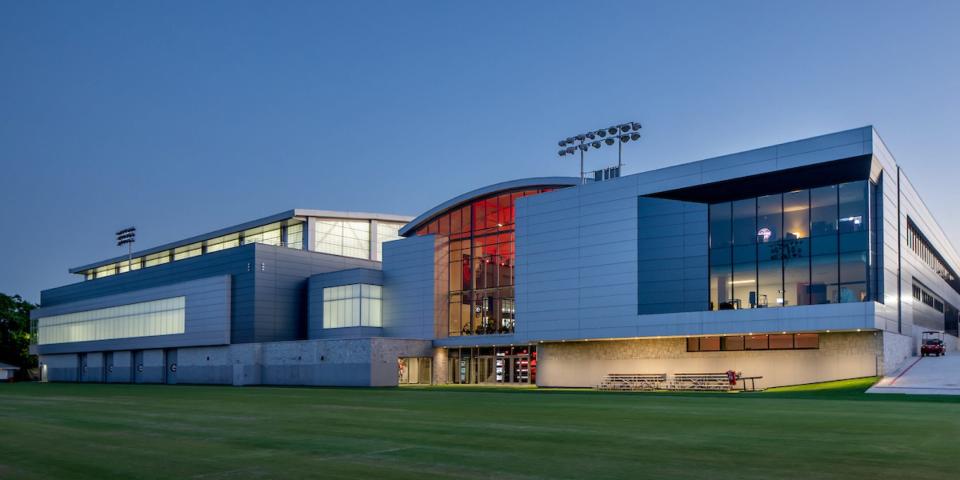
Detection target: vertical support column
<box><xmin>370</xmin><ymin>220</ymin><xmax>380</xmax><ymax>261</ymax></box>
<box><xmin>304</xmin><ymin>217</ymin><xmax>317</xmax><ymax>252</ymax></box>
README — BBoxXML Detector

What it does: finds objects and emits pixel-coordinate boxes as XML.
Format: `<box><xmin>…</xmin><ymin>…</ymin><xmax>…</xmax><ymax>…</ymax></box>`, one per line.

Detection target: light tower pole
<box><xmin>558</xmin><ymin>122</ymin><xmax>642</xmax><ymax>183</ymax></box>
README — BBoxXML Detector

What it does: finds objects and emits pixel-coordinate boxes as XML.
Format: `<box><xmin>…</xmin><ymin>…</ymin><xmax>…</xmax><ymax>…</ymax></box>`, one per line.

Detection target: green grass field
<box><xmin>1</xmin><ymin>379</ymin><xmax>958</xmax><ymax>479</ymax></box>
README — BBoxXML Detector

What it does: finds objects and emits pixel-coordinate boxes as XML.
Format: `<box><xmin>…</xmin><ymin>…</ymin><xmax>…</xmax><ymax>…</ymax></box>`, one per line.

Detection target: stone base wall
<box><xmin>537</xmin><ymin>331</ymin><xmax>883</xmax><ymax>389</ymax></box>
<box><xmin>38</xmin><ymin>338</ymin><xmax>432</xmax><ymax>387</ymax></box>
<box><xmin>881</xmin><ymin>331</ymin><xmax>914</xmax><ymax>375</ymax></box>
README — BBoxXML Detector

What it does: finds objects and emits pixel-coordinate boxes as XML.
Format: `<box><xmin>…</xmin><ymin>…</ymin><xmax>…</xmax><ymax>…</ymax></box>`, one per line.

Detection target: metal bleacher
<box><xmin>597</xmin><ymin>373</ymin><xmax>667</xmax><ymax>391</ymax></box>
<box><xmin>664</xmin><ymin>373</ymin><xmax>734</xmax><ymax>391</ymax></box>
<box><xmin>597</xmin><ymin>372</ymin><xmax>759</xmax><ymax>392</ymax></box>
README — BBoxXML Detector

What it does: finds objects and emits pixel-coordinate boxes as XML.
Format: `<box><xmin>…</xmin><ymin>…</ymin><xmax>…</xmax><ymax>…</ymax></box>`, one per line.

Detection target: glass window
<box><xmin>375</xmin><ymin>221</ymin><xmax>404</xmax><ymax>260</ymax></box>
<box><xmin>783</xmin><ymin>190</ymin><xmax>809</xmax><ymax>240</ymax></box>
<box><xmin>117</xmin><ymin>258</ymin><xmax>142</xmax><ymax>274</ymax></box>
<box><xmin>756</xmin><ymin>194</ymin><xmax>782</xmax><ymax>244</ymax></box>
<box><xmin>206</xmin><ymin>233</ymin><xmax>240</xmax><ymax>253</ymax></box>
<box><xmin>757</xmin><ymin>260</ymin><xmax>782</xmax><ymax>308</ymax></box>
<box><xmin>839</xmin><ymin>181</ymin><xmax>867</xmax><ymax>234</ymax></box>
<box><xmin>173</xmin><ymin>243</ymin><xmax>202</xmax><ymax>261</ymax></box>
<box><xmin>322</xmin><ymin>283</ymin><xmax>382</xmax><ymax>328</ymax></box>
<box><xmin>315</xmin><ymin>220</ymin><xmax>371</xmax><ymax>259</ymax></box>
<box><xmin>732</xmin><ymin>199</ymin><xmax>756</xmax><ymax>245</ymax></box>
<box><xmin>286</xmin><ymin>222</ymin><xmax>304</xmax><ymax>249</ymax></box>
<box><xmin>243</xmin><ymin>222</ymin><xmax>282</xmax><ymax>247</ymax></box>
<box><xmin>783</xmin><ymin>239</ymin><xmax>810</xmax><ymax>307</ymax></box>
<box><xmin>810</xmin><ymin>185</ymin><xmax>838</xmax><ymax>236</ymax></box>
<box><xmin>839</xmin><ymin>251</ymin><xmax>868</xmax><ymax>303</ymax></box>
<box><xmin>810</xmin><ymin>254</ymin><xmax>839</xmax><ymax>304</ymax></box>
<box><xmin>35</xmin><ymin>296</ymin><xmax>185</xmax><ymax>345</ymax></box>
<box><xmin>709</xmin><ymin>202</ymin><xmax>732</xmax><ymax>249</ymax></box>
<box><xmin>94</xmin><ymin>264</ymin><xmax>116</xmax><ymax>278</ymax></box>
<box><xmin>144</xmin><ymin>251</ymin><xmax>171</xmax><ymax>267</ymax></box>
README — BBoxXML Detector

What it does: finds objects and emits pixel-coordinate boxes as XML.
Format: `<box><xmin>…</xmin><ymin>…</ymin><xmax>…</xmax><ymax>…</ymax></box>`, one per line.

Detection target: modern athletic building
<box><xmin>30</xmin><ymin>126</ymin><xmax>960</xmax><ymax>388</ymax></box>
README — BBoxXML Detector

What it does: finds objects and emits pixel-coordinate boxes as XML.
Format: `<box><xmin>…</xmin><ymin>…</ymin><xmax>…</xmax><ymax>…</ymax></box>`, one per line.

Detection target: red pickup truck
<box><xmin>921</xmin><ymin>331</ymin><xmax>946</xmax><ymax>357</ymax></box>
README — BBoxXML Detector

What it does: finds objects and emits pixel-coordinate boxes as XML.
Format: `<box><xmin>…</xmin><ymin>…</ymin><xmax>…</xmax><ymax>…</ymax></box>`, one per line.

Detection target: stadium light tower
<box><xmin>116</xmin><ymin>227</ymin><xmax>136</xmax><ymax>267</ymax></box>
<box><xmin>558</xmin><ymin>122</ymin><xmax>642</xmax><ymax>183</ymax></box>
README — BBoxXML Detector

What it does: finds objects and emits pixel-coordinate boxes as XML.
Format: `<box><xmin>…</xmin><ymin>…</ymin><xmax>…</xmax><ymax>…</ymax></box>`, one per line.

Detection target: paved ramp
<box><xmin>868</xmin><ymin>354</ymin><xmax>960</xmax><ymax>395</ymax></box>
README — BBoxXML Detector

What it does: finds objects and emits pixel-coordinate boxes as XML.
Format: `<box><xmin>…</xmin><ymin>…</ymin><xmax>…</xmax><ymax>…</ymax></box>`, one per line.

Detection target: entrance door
<box><xmin>77</xmin><ymin>353</ymin><xmax>86</xmax><ymax>382</ymax></box>
<box><xmin>165</xmin><ymin>349</ymin><xmax>178</xmax><ymax>385</ymax></box>
<box><xmin>133</xmin><ymin>350</ymin><xmax>144</xmax><ymax>383</ymax></box>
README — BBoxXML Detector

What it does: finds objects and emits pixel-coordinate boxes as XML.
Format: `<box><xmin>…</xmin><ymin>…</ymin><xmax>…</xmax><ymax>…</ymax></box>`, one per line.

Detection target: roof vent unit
<box><xmin>594</xmin><ymin>166</ymin><xmax>621</xmax><ymax>182</ymax></box>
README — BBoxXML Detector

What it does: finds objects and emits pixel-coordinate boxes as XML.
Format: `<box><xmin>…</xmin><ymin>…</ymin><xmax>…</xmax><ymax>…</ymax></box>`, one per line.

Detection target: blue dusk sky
<box><xmin>2</xmin><ymin>1</ymin><xmax>959</xmax><ymax>302</ymax></box>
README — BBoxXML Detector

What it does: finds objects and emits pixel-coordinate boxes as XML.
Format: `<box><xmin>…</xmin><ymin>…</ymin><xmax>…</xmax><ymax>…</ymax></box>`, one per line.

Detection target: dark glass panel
<box><xmin>810</xmin><ymin>254</ymin><xmax>839</xmax><ymax>304</ymax></box>
<box><xmin>839</xmin><ymin>231</ymin><xmax>868</xmax><ymax>253</ymax></box>
<box><xmin>733</xmin><ymin>245</ymin><xmax>756</xmax><ymax>264</ymax></box>
<box><xmin>732</xmin><ymin>198</ymin><xmax>756</xmax><ymax>245</ymax></box>
<box><xmin>687</xmin><ymin>337</ymin><xmax>699</xmax><ymax>352</ymax></box>
<box><xmin>733</xmin><ymin>262</ymin><xmax>757</xmax><ymax>308</ymax></box>
<box><xmin>839</xmin><ymin>251</ymin><xmax>868</xmax><ymax>303</ymax></box>
<box><xmin>757</xmin><ymin>194</ymin><xmax>782</xmax><ymax>244</ymax></box>
<box><xmin>757</xmin><ymin>260</ymin><xmax>782</xmax><ymax>308</ymax></box>
<box><xmin>711</xmin><ymin>248</ymin><xmax>732</xmax><ymax>266</ymax></box>
<box><xmin>711</xmin><ymin>264</ymin><xmax>733</xmax><ymax>310</ymax></box>
<box><xmin>710</xmin><ymin>202</ymin><xmax>732</xmax><ymax>249</ymax></box>
<box><xmin>811</xmin><ymin>235</ymin><xmax>838</xmax><ymax>256</ymax></box>
<box><xmin>839</xmin><ymin>181</ymin><xmax>868</xmax><ymax>233</ymax></box>
<box><xmin>784</xmin><ymin>258</ymin><xmax>810</xmax><ymax>307</ymax></box>
<box><xmin>810</xmin><ymin>185</ymin><xmax>838</xmax><ymax>236</ymax></box>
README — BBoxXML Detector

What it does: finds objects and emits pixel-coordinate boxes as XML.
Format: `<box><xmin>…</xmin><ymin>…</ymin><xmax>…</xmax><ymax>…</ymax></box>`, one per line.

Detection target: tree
<box><xmin>0</xmin><ymin>293</ymin><xmax>37</xmax><ymax>379</ymax></box>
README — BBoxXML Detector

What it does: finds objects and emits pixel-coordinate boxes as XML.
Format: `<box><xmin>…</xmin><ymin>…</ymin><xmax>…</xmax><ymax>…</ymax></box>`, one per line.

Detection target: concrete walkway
<box><xmin>868</xmin><ymin>354</ymin><xmax>960</xmax><ymax>395</ymax></box>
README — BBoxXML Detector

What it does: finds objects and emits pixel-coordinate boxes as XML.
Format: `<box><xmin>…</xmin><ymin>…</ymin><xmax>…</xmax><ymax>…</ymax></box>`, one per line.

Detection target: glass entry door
<box><xmin>448</xmin><ymin>345</ymin><xmax>537</xmax><ymax>385</ymax></box>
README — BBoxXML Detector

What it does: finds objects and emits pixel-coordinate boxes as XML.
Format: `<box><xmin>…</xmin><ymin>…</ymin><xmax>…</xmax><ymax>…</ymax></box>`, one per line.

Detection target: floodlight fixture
<box><xmin>630</xmin><ymin>132</ymin><xmax>641</xmax><ymax>141</ymax></box>
<box><xmin>604</xmin><ymin>138</ymin><xmax>615</xmax><ymax>146</ymax></box>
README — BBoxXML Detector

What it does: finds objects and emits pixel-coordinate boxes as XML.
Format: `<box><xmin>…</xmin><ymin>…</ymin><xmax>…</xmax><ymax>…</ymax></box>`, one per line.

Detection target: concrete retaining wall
<box><xmin>537</xmin><ymin>331</ymin><xmax>882</xmax><ymax>389</ymax></box>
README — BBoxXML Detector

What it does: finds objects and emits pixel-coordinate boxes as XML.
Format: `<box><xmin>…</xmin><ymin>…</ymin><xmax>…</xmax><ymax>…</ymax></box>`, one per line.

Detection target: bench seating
<box><xmin>664</xmin><ymin>373</ymin><xmax>734</xmax><ymax>391</ymax></box>
<box><xmin>597</xmin><ymin>373</ymin><xmax>667</xmax><ymax>391</ymax></box>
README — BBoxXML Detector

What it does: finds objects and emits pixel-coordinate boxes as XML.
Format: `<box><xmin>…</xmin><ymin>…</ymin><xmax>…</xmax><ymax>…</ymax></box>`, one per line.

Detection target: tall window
<box><xmin>413</xmin><ymin>188</ymin><xmax>554</xmax><ymax>336</ymax></box>
<box><xmin>315</xmin><ymin>220</ymin><xmax>371</xmax><ymax>259</ymax></box>
<box><xmin>708</xmin><ymin>180</ymin><xmax>876</xmax><ymax>310</ymax></box>
<box><xmin>375</xmin><ymin>222</ymin><xmax>404</xmax><ymax>260</ymax></box>
<box><xmin>322</xmin><ymin>284</ymin><xmax>382</xmax><ymax>328</ymax></box>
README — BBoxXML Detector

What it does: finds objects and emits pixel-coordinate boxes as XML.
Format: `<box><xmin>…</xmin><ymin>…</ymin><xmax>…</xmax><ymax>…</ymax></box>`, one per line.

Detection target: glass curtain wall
<box><xmin>413</xmin><ymin>188</ymin><xmax>553</xmax><ymax>336</ymax></box>
<box><xmin>709</xmin><ymin>180</ymin><xmax>875</xmax><ymax>310</ymax></box>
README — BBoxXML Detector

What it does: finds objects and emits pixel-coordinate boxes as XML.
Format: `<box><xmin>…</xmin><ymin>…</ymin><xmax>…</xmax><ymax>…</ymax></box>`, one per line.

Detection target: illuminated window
<box><xmin>322</xmin><ymin>284</ymin><xmax>382</xmax><ymax>328</ymax></box>
<box><xmin>375</xmin><ymin>222</ymin><xmax>404</xmax><ymax>260</ymax></box>
<box><xmin>117</xmin><ymin>258</ymin><xmax>142</xmax><ymax>274</ymax></box>
<box><xmin>144</xmin><ymin>251</ymin><xmax>171</xmax><ymax>267</ymax></box>
<box><xmin>35</xmin><ymin>297</ymin><xmax>185</xmax><ymax>345</ymax></box>
<box><xmin>173</xmin><ymin>243</ymin><xmax>202</xmax><ymax>261</ymax></box>
<box><xmin>206</xmin><ymin>233</ymin><xmax>240</xmax><ymax>253</ymax></box>
<box><xmin>242</xmin><ymin>222</ymin><xmax>282</xmax><ymax>246</ymax></box>
<box><xmin>94</xmin><ymin>264</ymin><xmax>116</xmax><ymax>278</ymax></box>
<box><xmin>286</xmin><ymin>222</ymin><xmax>304</xmax><ymax>249</ymax></box>
<box><xmin>315</xmin><ymin>220</ymin><xmax>371</xmax><ymax>259</ymax></box>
